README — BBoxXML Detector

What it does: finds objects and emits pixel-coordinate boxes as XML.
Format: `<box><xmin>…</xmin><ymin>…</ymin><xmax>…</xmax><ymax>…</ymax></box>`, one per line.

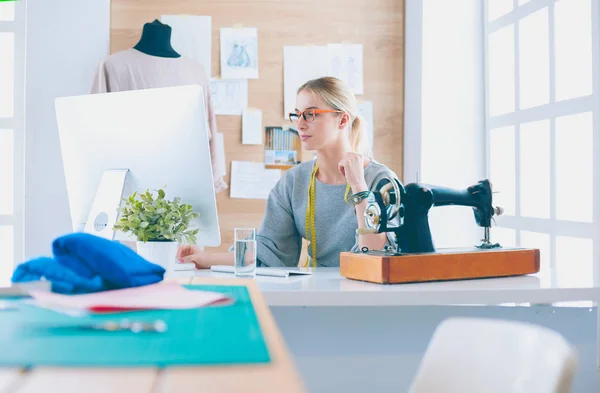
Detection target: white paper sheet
<box><xmin>30</xmin><ymin>282</ymin><xmax>229</xmax><ymax>313</ymax></box>
<box><xmin>358</xmin><ymin>100</ymin><xmax>374</xmax><ymax>149</ymax></box>
<box><xmin>328</xmin><ymin>43</ymin><xmax>347</xmax><ymax>89</ymax></box>
<box><xmin>220</xmin><ymin>27</ymin><xmax>259</xmax><ymax>79</ymax></box>
<box><xmin>160</xmin><ymin>15</ymin><xmax>212</xmax><ymax>76</ymax></box>
<box><xmin>242</xmin><ymin>108</ymin><xmax>263</xmax><ymax>145</ymax></box>
<box><xmin>214</xmin><ymin>132</ymin><xmax>226</xmax><ymax>177</ymax></box>
<box><xmin>328</xmin><ymin>43</ymin><xmax>364</xmax><ymax>95</ymax></box>
<box><xmin>283</xmin><ymin>45</ymin><xmax>329</xmax><ymax>119</ymax></box>
<box><xmin>230</xmin><ymin>161</ymin><xmax>281</xmax><ymax>200</ymax></box>
<box><xmin>210</xmin><ymin>78</ymin><xmax>248</xmax><ymax>115</ymax></box>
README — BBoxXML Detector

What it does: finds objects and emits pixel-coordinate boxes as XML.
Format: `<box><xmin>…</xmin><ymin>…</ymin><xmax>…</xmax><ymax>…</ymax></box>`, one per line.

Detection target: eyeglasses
<box><xmin>289</xmin><ymin>109</ymin><xmax>343</xmax><ymax>124</ymax></box>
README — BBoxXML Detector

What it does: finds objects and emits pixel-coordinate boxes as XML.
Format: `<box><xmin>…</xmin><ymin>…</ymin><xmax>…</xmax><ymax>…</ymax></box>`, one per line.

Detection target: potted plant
<box><xmin>113</xmin><ymin>188</ymin><xmax>200</xmax><ymax>270</ymax></box>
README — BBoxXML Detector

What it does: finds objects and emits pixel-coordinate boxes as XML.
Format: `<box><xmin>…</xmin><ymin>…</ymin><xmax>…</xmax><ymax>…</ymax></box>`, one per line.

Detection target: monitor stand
<box><xmin>84</xmin><ymin>169</ymin><xmax>131</xmax><ymax>240</ymax></box>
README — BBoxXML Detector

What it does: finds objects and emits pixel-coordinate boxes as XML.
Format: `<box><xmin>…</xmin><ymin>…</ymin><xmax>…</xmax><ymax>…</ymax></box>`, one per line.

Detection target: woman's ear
<box><xmin>339</xmin><ymin>112</ymin><xmax>350</xmax><ymax>130</ymax></box>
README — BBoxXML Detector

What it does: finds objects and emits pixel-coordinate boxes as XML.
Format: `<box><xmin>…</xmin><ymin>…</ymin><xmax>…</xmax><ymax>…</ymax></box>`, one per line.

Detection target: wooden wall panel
<box><xmin>110</xmin><ymin>0</ymin><xmax>404</xmax><ymax>254</ymax></box>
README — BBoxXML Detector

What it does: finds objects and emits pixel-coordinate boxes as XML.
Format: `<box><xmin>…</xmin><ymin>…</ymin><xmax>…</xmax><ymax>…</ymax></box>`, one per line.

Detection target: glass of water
<box><xmin>234</xmin><ymin>228</ymin><xmax>257</xmax><ymax>278</ymax></box>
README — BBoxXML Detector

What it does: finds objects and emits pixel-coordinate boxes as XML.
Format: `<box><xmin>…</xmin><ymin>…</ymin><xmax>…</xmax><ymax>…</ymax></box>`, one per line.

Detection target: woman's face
<box><xmin>294</xmin><ymin>90</ymin><xmax>349</xmax><ymax>152</ymax></box>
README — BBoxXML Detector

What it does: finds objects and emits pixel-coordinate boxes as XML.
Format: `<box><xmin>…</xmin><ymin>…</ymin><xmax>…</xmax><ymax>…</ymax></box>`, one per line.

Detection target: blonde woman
<box><xmin>178</xmin><ymin>76</ymin><xmax>399</xmax><ymax>268</ymax></box>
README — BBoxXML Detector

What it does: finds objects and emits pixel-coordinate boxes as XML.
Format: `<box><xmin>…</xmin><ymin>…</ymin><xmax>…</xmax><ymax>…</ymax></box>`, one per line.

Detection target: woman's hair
<box><xmin>298</xmin><ymin>77</ymin><xmax>372</xmax><ymax>157</ymax></box>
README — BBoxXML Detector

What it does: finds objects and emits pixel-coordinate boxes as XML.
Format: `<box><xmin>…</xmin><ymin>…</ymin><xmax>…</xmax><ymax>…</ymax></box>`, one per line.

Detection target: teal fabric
<box><xmin>0</xmin><ymin>285</ymin><xmax>270</xmax><ymax>367</ymax></box>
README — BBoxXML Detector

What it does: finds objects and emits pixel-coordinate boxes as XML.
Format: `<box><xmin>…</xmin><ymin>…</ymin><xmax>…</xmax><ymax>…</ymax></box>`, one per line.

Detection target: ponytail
<box><xmin>350</xmin><ymin>114</ymin><xmax>372</xmax><ymax>158</ymax></box>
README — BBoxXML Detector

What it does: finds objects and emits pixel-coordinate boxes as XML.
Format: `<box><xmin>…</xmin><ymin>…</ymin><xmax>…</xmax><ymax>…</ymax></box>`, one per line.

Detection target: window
<box><xmin>0</xmin><ymin>0</ymin><xmax>24</xmax><ymax>286</ymax></box>
<box><xmin>485</xmin><ymin>0</ymin><xmax>598</xmax><ymax>286</ymax></box>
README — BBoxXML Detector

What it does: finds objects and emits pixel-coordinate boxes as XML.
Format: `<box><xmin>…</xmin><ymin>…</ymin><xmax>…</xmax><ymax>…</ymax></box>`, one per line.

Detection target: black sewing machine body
<box><xmin>361</xmin><ymin>177</ymin><xmax>504</xmax><ymax>255</ymax></box>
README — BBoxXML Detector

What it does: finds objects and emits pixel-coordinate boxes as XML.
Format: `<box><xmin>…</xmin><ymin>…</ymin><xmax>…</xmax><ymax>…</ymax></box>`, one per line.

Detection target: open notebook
<box><xmin>210</xmin><ymin>265</ymin><xmax>313</xmax><ymax>278</ymax></box>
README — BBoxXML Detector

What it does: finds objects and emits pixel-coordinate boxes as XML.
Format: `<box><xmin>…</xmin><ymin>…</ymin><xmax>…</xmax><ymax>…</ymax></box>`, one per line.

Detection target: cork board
<box><xmin>110</xmin><ymin>0</ymin><xmax>405</xmax><ymax>254</ymax></box>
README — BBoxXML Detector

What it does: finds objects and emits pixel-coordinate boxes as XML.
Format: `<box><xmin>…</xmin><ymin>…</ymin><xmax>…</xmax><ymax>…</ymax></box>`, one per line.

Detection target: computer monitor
<box><xmin>54</xmin><ymin>85</ymin><xmax>221</xmax><ymax>248</ymax></box>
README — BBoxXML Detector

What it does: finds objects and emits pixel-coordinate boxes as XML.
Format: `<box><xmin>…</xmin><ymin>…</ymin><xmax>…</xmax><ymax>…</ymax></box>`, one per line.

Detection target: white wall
<box><xmin>24</xmin><ymin>0</ymin><xmax>110</xmax><ymax>258</ymax></box>
<box><xmin>404</xmin><ymin>0</ymin><xmax>486</xmax><ymax>248</ymax></box>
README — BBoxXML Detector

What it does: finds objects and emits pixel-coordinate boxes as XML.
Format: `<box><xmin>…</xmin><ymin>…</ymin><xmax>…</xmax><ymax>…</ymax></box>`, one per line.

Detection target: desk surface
<box><xmin>172</xmin><ymin>267</ymin><xmax>600</xmax><ymax>307</ymax></box>
<box><xmin>0</xmin><ymin>278</ymin><xmax>306</xmax><ymax>393</ymax></box>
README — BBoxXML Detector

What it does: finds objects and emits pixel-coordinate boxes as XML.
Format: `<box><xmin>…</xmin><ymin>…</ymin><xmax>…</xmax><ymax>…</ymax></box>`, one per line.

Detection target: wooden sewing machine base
<box><xmin>339</xmin><ymin>247</ymin><xmax>540</xmax><ymax>284</ymax></box>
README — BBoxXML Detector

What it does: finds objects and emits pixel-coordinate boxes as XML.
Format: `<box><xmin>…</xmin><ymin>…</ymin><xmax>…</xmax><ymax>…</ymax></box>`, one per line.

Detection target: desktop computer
<box><xmin>54</xmin><ymin>85</ymin><xmax>221</xmax><ymax>249</ymax></box>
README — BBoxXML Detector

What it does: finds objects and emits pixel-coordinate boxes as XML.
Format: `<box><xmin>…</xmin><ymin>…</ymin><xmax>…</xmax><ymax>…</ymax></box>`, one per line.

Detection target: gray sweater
<box><xmin>256</xmin><ymin>159</ymin><xmax>399</xmax><ymax>267</ymax></box>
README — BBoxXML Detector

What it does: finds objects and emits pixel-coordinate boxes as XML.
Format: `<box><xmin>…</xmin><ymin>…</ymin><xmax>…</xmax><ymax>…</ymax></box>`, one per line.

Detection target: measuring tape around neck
<box><xmin>304</xmin><ymin>162</ymin><xmax>352</xmax><ymax>267</ymax></box>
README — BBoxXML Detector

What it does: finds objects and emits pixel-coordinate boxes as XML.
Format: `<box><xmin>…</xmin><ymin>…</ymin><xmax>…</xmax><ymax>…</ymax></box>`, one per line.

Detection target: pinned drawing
<box><xmin>327</xmin><ymin>43</ymin><xmax>364</xmax><ymax>95</ymax></box>
<box><xmin>331</xmin><ymin>52</ymin><xmax>343</xmax><ymax>79</ymax></box>
<box><xmin>227</xmin><ymin>42</ymin><xmax>251</xmax><ymax>68</ymax></box>
<box><xmin>210</xmin><ymin>79</ymin><xmax>249</xmax><ymax>115</ymax></box>
<box><xmin>220</xmin><ymin>27</ymin><xmax>259</xmax><ymax>79</ymax></box>
<box><xmin>348</xmin><ymin>55</ymin><xmax>358</xmax><ymax>90</ymax></box>
<box><xmin>328</xmin><ymin>43</ymin><xmax>346</xmax><ymax>82</ymax></box>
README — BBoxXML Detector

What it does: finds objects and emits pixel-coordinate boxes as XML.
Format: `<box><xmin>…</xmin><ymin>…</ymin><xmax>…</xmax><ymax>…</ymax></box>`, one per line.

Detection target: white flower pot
<box><xmin>136</xmin><ymin>241</ymin><xmax>179</xmax><ymax>271</ymax></box>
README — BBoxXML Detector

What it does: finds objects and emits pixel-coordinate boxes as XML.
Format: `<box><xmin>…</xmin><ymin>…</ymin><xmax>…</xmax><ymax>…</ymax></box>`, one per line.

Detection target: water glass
<box><xmin>234</xmin><ymin>228</ymin><xmax>257</xmax><ymax>278</ymax></box>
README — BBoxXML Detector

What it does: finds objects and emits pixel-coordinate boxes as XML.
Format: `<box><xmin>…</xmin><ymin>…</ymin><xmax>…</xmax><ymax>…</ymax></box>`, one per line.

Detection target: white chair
<box><xmin>408</xmin><ymin>317</ymin><xmax>578</xmax><ymax>393</ymax></box>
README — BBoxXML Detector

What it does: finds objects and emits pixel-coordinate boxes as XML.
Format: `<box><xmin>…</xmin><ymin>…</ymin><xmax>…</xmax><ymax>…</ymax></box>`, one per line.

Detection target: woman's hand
<box><xmin>338</xmin><ymin>152</ymin><xmax>368</xmax><ymax>192</ymax></box>
<box><xmin>176</xmin><ymin>244</ymin><xmax>212</xmax><ymax>269</ymax></box>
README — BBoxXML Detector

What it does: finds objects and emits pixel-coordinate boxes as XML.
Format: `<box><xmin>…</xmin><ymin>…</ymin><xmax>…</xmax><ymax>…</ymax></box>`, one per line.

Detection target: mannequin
<box><xmin>91</xmin><ymin>19</ymin><xmax>228</xmax><ymax>193</ymax></box>
<box><xmin>133</xmin><ymin>19</ymin><xmax>180</xmax><ymax>58</ymax></box>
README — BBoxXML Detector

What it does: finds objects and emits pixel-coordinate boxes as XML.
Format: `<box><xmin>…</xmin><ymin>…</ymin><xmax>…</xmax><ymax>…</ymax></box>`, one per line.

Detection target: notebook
<box><xmin>210</xmin><ymin>265</ymin><xmax>313</xmax><ymax>278</ymax></box>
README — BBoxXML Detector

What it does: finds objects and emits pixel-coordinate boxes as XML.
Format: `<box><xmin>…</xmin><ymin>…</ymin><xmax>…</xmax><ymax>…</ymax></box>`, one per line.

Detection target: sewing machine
<box><xmin>339</xmin><ymin>178</ymin><xmax>540</xmax><ymax>284</ymax></box>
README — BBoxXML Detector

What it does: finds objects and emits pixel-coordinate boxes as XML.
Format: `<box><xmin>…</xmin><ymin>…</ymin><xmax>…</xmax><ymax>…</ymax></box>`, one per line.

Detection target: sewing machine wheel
<box><xmin>377</xmin><ymin>177</ymin><xmax>402</xmax><ymax>221</ymax></box>
<box><xmin>365</xmin><ymin>200</ymin><xmax>382</xmax><ymax>231</ymax></box>
<box><xmin>362</xmin><ymin>177</ymin><xmax>405</xmax><ymax>234</ymax></box>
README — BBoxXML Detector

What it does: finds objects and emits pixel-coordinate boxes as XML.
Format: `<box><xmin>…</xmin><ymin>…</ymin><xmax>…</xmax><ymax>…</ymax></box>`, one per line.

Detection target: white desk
<box><xmin>173</xmin><ymin>267</ymin><xmax>600</xmax><ymax>307</ymax></box>
<box><xmin>173</xmin><ymin>267</ymin><xmax>600</xmax><ymax>393</ymax></box>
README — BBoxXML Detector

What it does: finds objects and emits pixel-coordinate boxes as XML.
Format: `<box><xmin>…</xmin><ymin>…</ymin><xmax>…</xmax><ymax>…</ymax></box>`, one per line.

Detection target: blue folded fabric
<box><xmin>52</xmin><ymin>233</ymin><xmax>166</xmax><ymax>288</ymax></box>
<box><xmin>11</xmin><ymin>233</ymin><xmax>165</xmax><ymax>294</ymax></box>
<box><xmin>11</xmin><ymin>257</ymin><xmax>105</xmax><ymax>294</ymax></box>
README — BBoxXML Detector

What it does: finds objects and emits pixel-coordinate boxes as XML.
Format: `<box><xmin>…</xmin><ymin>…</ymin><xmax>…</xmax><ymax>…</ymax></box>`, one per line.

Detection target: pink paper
<box><xmin>29</xmin><ymin>282</ymin><xmax>230</xmax><ymax>313</ymax></box>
